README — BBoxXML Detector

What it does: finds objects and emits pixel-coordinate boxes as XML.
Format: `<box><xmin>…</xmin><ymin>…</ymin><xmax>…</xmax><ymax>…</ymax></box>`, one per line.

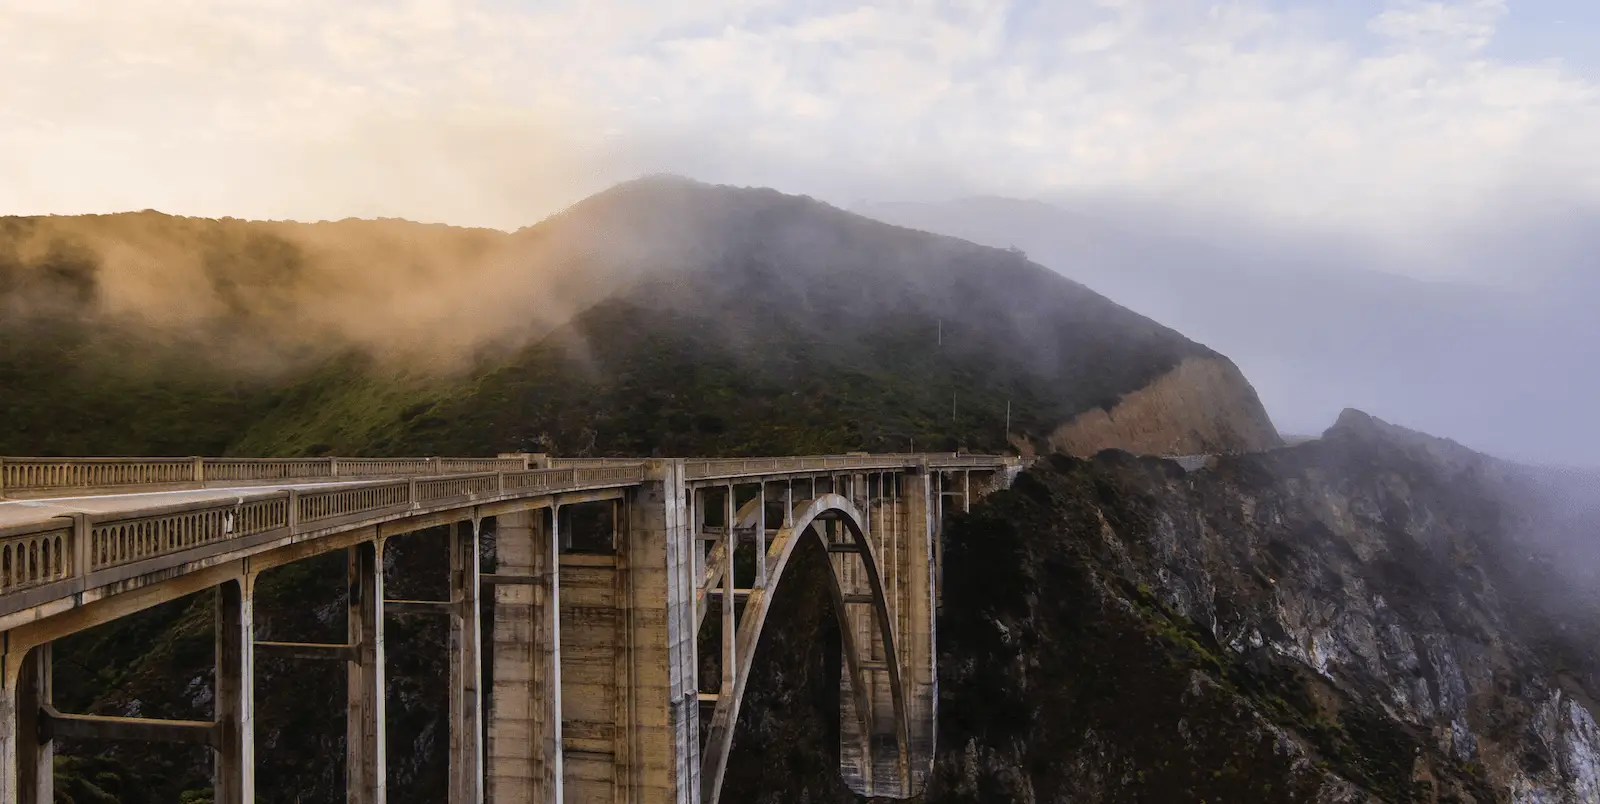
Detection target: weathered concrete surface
<box><xmin>488</xmin><ymin>508</ymin><xmax>560</xmax><ymax>804</ymax></box>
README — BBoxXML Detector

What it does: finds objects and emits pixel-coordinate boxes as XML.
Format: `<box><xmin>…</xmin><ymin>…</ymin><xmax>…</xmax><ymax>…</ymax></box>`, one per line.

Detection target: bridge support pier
<box><xmin>348</xmin><ymin>540</ymin><xmax>387</xmax><ymax>804</ymax></box>
<box><xmin>4</xmin><ymin>644</ymin><xmax>52</xmax><ymax>804</ymax></box>
<box><xmin>488</xmin><ymin>508</ymin><xmax>562</xmax><ymax>803</ymax></box>
<box><xmin>450</xmin><ymin>521</ymin><xmax>484</xmax><ymax>804</ymax></box>
<box><xmin>902</xmin><ymin>468</ymin><xmax>938</xmax><ymax>790</ymax></box>
<box><xmin>216</xmin><ymin>578</ymin><xmax>255</xmax><ymax>804</ymax></box>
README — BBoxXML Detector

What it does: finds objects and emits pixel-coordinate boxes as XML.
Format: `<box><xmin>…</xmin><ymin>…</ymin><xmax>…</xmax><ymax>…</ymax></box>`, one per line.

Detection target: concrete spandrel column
<box><xmin>903</xmin><ymin>468</ymin><xmax>939</xmax><ymax>791</ymax></box>
<box><xmin>15</xmin><ymin>644</ymin><xmax>50</xmax><ymax>804</ymax></box>
<box><xmin>0</xmin><ymin>649</ymin><xmax>14</xmax><ymax>804</ymax></box>
<box><xmin>216</xmin><ymin>578</ymin><xmax>255</xmax><ymax>804</ymax></box>
<box><xmin>755</xmin><ymin>483</ymin><xmax>768</xmax><ymax>589</ymax></box>
<box><xmin>626</xmin><ymin>460</ymin><xmax>699</xmax><ymax>804</ymax></box>
<box><xmin>721</xmin><ymin>484</ymin><xmax>736</xmax><ymax>700</ymax></box>
<box><xmin>450</xmin><ymin>520</ymin><xmax>484</xmax><ymax>804</ymax></box>
<box><xmin>487</xmin><ymin>508</ymin><xmax>561</xmax><ymax>804</ymax></box>
<box><xmin>348</xmin><ymin>540</ymin><xmax>387</xmax><ymax>804</ymax></box>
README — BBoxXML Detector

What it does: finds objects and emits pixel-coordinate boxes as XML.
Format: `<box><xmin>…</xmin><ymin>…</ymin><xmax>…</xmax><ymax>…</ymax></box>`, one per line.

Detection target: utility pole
<box><xmin>1005</xmin><ymin>399</ymin><xmax>1011</xmax><ymax>439</ymax></box>
<box><xmin>951</xmin><ymin>391</ymin><xmax>957</xmax><ymax>422</ymax></box>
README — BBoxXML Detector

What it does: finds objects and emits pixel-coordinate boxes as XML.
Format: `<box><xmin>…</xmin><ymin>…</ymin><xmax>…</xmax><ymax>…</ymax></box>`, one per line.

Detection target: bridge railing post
<box><xmin>71</xmin><ymin>513</ymin><xmax>90</xmax><ymax>580</ymax></box>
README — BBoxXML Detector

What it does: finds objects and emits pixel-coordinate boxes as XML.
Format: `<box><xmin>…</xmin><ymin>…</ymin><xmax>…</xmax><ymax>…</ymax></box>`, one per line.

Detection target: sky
<box><xmin>2</xmin><ymin>0</ymin><xmax>1597</xmax><ymax>463</ymax></box>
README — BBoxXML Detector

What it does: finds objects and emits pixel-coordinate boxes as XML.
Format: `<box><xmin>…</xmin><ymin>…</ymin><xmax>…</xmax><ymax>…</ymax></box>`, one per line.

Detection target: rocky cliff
<box><xmin>1048</xmin><ymin>355</ymin><xmax>1283</xmax><ymax>457</ymax></box>
<box><xmin>930</xmin><ymin>409</ymin><xmax>1600</xmax><ymax>803</ymax></box>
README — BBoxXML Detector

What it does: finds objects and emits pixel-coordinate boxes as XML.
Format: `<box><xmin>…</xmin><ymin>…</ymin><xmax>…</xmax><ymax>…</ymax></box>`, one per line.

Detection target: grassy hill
<box><xmin>2</xmin><ymin>176</ymin><xmax>1257</xmax><ymax>460</ymax></box>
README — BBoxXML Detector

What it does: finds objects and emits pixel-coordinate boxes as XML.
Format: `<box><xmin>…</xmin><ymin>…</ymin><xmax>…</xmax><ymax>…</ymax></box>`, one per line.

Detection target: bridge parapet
<box><xmin>0</xmin><ymin>456</ymin><xmax>536</xmax><ymax>499</ymax></box>
<box><xmin>0</xmin><ymin>464</ymin><xmax>645</xmax><ymax>613</ymax></box>
<box><xmin>682</xmin><ymin>453</ymin><xmax>1014</xmax><ymax>481</ymax></box>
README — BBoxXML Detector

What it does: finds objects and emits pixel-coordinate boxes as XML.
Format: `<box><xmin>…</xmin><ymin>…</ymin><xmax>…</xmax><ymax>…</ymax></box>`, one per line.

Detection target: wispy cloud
<box><xmin>2</xmin><ymin>0</ymin><xmax>1597</xmax><ymax>275</ymax></box>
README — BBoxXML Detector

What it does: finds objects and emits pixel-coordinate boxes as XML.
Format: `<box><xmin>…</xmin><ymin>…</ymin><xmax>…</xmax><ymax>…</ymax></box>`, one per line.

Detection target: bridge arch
<box><xmin>700</xmin><ymin>492</ymin><xmax>911</xmax><ymax>804</ymax></box>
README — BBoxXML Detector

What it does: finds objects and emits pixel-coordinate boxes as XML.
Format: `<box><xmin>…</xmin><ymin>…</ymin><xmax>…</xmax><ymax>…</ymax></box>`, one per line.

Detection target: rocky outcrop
<box><xmin>1048</xmin><ymin>355</ymin><xmax>1282</xmax><ymax>457</ymax></box>
<box><xmin>931</xmin><ymin>412</ymin><xmax>1600</xmax><ymax>802</ymax></box>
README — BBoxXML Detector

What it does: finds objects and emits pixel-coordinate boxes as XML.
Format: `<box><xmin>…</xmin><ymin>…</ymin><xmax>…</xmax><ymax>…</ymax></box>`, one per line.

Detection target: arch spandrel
<box><xmin>700</xmin><ymin>493</ymin><xmax>914</xmax><ymax>804</ymax></box>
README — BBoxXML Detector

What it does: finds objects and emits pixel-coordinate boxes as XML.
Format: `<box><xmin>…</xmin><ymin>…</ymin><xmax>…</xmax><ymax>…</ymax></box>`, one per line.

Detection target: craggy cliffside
<box><xmin>932</xmin><ymin>410</ymin><xmax>1600</xmax><ymax>803</ymax></box>
<box><xmin>1048</xmin><ymin>355</ymin><xmax>1282</xmax><ymax>458</ymax></box>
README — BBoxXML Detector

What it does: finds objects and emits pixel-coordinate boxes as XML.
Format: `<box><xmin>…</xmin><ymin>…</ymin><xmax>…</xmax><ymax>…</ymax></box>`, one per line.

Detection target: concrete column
<box><xmin>548</xmin><ymin>507</ymin><xmax>564</xmax><ymax>804</ymax></box>
<box><xmin>348</xmin><ymin>540</ymin><xmax>387</xmax><ymax>804</ymax></box>
<box><xmin>625</xmin><ymin>461</ymin><xmax>699</xmax><ymax>804</ymax></box>
<box><xmin>216</xmin><ymin>578</ymin><xmax>255</xmax><ymax>804</ymax></box>
<box><xmin>755</xmin><ymin>482</ymin><xmax>767</xmax><ymax>589</ymax></box>
<box><xmin>0</xmin><ymin>647</ymin><xmax>15</xmax><ymax>803</ymax></box>
<box><xmin>690</xmin><ymin>490</ymin><xmax>704</xmax><ymax>617</ymax></box>
<box><xmin>721</xmin><ymin>484</ymin><xmax>736</xmax><ymax>700</ymax></box>
<box><xmin>903</xmin><ymin>467</ymin><xmax>938</xmax><ymax>791</ymax></box>
<box><xmin>450</xmin><ymin>520</ymin><xmax>484</xmax><ymax>804</ymax></box>
<box><xmin>487</xmin><ymin>508</ymin><xmax>561</xmax><ymax>804</ymax></box>
<box><xmin>15</xmin><ymin>644</ymin><xmax>50</xmax><ymax>804</ymax></box>
<box><xmin>933</xmin><ymin>473</ymin><xmax>945</xmax><ymax>610</ymax></box>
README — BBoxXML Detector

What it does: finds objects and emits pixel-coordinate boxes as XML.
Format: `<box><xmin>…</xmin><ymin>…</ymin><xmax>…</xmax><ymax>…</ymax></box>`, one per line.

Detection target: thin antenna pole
<box><xmin>951</xmin><ymin>391</ymin><xmax>957</xmax><ymax>422</ymax></box>
<box><xmin>1005</xmin><ymin>399</ymin><xmax>1011</xmax><ymax>439</ymax></box>
<box><xmin>937</xmin><ymin>319</ymin><xmax>942</xmax><ymax>347</ymax></box>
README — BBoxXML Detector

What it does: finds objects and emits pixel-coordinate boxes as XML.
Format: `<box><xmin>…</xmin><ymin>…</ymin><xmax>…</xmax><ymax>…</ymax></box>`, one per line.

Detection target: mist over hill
<box><xmin>1</xmin><ymin>176</ymin><xmax>1279</xmax><ymax>459</ymax></box>
<box><xmin>857</xmin><ymin>196</ymin><xmax>1600</xmax><ymax>468</ymax></box>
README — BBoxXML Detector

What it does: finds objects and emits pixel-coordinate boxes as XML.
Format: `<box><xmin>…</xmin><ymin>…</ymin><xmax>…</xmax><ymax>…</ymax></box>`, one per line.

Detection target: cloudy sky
<box><xmin>3</xmin><ymin>0</ymin><xmax>1596</xmax><ymax>462</ymax></box>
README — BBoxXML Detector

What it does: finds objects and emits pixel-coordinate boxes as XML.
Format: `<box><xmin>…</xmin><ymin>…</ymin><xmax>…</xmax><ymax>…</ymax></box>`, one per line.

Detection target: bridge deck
<box><xmin>0</xmin><ymin>480</ymin><xmax>381</xmax><ymax>529</ymax></box>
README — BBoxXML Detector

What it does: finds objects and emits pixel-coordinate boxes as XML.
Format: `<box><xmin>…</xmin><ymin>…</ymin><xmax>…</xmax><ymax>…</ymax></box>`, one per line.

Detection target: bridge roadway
<box><xmin>0</xmin><ymin>452</ymin><xmax>1020</xmax><ymax>804</ymax></box>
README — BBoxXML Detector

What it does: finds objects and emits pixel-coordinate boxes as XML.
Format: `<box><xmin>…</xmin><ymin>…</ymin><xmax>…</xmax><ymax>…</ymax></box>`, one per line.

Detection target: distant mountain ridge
<box><xmin>856</xmin><ymin>194</ymin><xmax>1600</xmax><ymax>467</ymax></box>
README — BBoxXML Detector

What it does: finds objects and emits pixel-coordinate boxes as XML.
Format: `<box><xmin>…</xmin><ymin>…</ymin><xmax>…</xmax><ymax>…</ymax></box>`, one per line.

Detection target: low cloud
<box><xmin>3</xmin><ymin>1</ymin><xmax>1598</xmax><ymax>261</ymax></box>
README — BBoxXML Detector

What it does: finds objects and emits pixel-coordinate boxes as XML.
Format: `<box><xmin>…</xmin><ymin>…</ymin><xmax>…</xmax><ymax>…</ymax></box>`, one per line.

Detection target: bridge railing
<box><xmin>682</xmin><ymin>453</ymin><xmax>1016</xmax><ymax>480</ymax></box>
<box><xmin>0</xmin><ymin>464</ymin><xmax>644</xmax><ymax>605</ymax></box>
<box><xmin>0</xmin><ymin>456</ymin><xmax>533</xmax><ymax>498</ymax></box>
<box><xmin>1</xmin><ymin>453</ymin><xmax>1013</xmax><ymax>499</ymax></box>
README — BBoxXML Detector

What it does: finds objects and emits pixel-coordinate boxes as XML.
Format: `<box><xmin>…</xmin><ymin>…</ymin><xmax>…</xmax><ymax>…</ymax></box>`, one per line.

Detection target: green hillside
<box><xmin>3</xmin><ymin>177</ymin><xmax>1227</xmax><ymax>461</ymax></box>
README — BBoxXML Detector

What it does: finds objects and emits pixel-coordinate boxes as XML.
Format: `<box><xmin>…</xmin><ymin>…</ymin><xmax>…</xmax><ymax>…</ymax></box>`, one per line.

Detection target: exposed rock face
<box><xmin>1048</xmin><ymin>355</ymin><xmax>1283</xmax><ymax>457</ymax></box>
<box><xmin>932</xmin><ymin>410</ymin><xmax>1600</xmax><ymax>803</ymax></box>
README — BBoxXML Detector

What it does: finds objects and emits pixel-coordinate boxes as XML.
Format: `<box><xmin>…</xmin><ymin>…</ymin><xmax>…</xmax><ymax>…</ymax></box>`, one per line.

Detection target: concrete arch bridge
<box><xmin>0</xmin><ymin>452</ymin><xmax>1020</xmax><ymax>803</ymax></box>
